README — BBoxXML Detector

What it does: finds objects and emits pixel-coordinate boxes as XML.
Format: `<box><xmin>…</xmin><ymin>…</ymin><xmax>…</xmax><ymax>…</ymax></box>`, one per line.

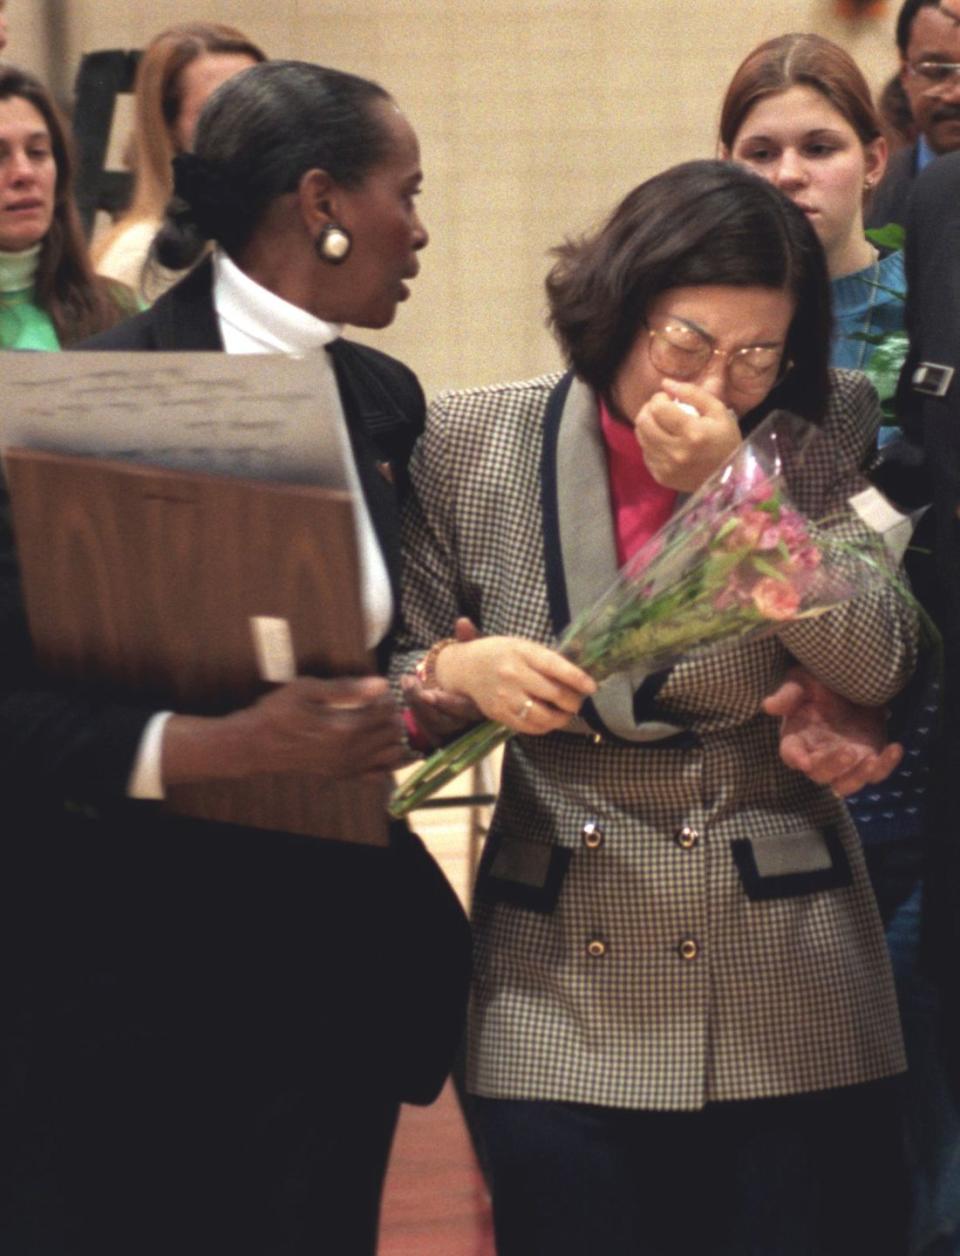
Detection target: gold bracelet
<box><xmin>414</xmin><ymin>636</ymin><xmax>457</xmax><ymax>690</ymax></box>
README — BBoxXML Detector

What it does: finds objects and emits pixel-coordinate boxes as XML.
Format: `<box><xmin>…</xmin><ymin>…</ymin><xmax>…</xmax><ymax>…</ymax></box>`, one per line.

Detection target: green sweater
<box><xmin>0</xmin><ymin>244</ymin><xmax>59</xmax><ymax>350</ymax></box>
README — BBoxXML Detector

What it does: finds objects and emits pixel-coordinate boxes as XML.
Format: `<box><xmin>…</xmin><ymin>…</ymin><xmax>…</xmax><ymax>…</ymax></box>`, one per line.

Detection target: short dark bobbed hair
<box><xmin>155</xmin><ymin>60</ymin><xmax>392</xmax><ymax>269</ymax></box>
<box><xmin>546</xmin><ymin>160</ymin><xmax>832</xmax><ymax>426</ymax></box>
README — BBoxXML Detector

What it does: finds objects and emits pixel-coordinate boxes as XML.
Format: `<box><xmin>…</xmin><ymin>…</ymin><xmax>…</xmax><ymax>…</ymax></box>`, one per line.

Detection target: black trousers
<box><xmin>0</xmin><ymin>1002</ymin><xmax>399</xmax><ymax>1256</ymax></box>
<box><xmin>0</xmin><ymin>812</ymin><xmax>470</xmax><ymax>1254</ymax></box>
<box><xmin>922</xmin><ymin>706</ymin><xmax>960</xmax><ymax>1102</ymax></box>
<box><xmin>476</xmin><ymin>1078</ymin><xmax>909</xmax><ymax>1256</ymax></box>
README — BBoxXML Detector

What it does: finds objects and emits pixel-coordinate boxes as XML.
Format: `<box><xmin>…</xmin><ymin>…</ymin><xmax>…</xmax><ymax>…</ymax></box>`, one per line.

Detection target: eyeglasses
<box><xmin>906</xmin><ymin>60</ymin><xmax>960</xmax><ymax>85</ymax></box>
<box><xmin>644</xmin><ymin>318</ymin><xmax>788</xmax><ymax>395</ymax></box>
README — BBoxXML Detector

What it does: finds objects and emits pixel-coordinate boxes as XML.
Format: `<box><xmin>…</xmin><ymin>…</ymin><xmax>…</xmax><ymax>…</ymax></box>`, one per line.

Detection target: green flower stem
<box><xmin>389</xmin><ymin>719</ymin><xmax>513</xmax><ymax>818</ymax></box>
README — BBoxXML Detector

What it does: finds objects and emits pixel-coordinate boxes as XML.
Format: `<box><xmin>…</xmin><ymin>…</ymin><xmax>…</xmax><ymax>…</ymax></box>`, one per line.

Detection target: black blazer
<box><xmin>896</xmin><ymin>151</ymin><xmax>960</xmax><ymax>1086</ymax></box>
<box><xmin>0</xmin><ymin>258</ymin><xmax>470</xmax><ymax>1105</ymax></box>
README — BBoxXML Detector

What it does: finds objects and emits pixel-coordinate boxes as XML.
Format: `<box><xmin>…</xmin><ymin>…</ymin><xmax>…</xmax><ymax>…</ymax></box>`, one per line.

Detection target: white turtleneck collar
<box><xmin>0</xmin><ymin>243</ymin><xmax>41</xmax><ymax>295</ymax></box>
<box><xmin>213</xmin><ymin>248</ymin><xmax>342</xmax><ymax>354</ymax></box>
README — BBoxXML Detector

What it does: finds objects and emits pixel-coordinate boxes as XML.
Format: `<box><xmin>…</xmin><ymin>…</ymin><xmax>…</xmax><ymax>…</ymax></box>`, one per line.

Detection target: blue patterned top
<box><xmin>831</xmin><ymin>249</ymin><xmax>905</xmax><ymax>371</ymax></box>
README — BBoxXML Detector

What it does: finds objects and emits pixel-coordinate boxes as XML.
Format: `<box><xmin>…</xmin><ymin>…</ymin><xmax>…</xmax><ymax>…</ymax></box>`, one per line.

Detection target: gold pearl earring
<box><xmin>315</xmin><ymin>223</ymin><xmax>353</xmax><ymax>264</ymax></box>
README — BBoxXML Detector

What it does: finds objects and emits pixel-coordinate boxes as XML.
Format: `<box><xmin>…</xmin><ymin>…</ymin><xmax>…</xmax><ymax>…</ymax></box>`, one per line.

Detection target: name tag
<box><xmin>912</xmin><ymin>362</ymin><xmax>955</xmax><ymax>398</ymax></box>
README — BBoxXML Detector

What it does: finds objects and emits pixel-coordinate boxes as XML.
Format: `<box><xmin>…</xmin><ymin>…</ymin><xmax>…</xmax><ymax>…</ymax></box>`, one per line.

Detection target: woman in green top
<box><xmin>0</xmin><ymin>66</ymin><xmax>134</xmax><ymax>349</ymax></box>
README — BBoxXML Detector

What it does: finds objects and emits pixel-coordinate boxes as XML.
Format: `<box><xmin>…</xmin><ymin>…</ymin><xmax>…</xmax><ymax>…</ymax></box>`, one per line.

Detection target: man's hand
<box><xmin>762</xmin><ymin>667</ymin><xmax>904</xmax><ymax>796</ymax></box>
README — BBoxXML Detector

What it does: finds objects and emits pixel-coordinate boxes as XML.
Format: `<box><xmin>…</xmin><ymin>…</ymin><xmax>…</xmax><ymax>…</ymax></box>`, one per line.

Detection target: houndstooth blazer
<box><xmin>393</xmin><ymin>367</ymin><xmax>915</xmax><ymax>1111</ymax></box>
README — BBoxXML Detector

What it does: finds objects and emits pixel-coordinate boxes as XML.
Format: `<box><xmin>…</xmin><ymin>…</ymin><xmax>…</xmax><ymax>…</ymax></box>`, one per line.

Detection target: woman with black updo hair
<box><xmin>0</xmin><ymin>60</ymin><xmax>470</xmax><ymax>1256</ymax></box>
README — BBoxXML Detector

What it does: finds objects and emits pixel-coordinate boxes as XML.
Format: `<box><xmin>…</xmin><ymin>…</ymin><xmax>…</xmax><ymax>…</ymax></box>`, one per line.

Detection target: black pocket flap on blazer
<box><xmin>476</xmin><ymin>829</ymin><xmax>572</xmax><ymax>914</ymax></box>
<box><xmin>732</xmin><ymin>826</ymin><xmax>852</xmax><ymax>901</ymax></box>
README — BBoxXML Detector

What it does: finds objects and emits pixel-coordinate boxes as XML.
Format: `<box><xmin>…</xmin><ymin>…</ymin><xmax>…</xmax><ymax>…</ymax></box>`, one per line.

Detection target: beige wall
<box><xmin>17</xmin><ymin>1</ymin><xmax>900</xmax><ymax>398</ymax></box>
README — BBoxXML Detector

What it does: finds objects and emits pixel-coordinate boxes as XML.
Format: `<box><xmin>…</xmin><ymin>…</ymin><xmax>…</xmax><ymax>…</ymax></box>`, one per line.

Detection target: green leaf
<box><xmin>868</xmin><ymin>330</ymin><xmax>910</xmax><ymax>365</ymax></box>
<box><xmin>865</xmin><ymin>223</ymin><xmax>905</xmax><ymax>250</ymax></box>
<box><xmin>860</xmin><ymin>329</ymin><xmax>910</xmax><ymax>405</ymax></box>
<box><xmin>751</xmin><ymin>555</ymin><xmax>790</xmax><ymax>581</ymax></box>
<box><xmin>702</xmin><ymin>549</ymin><xmax>745</xmax><ymax>584</ymax></box>
<box><xmin>713</xmin><ymin>517</ymin><xmax>740</xmax><ymax>543</ymax></box>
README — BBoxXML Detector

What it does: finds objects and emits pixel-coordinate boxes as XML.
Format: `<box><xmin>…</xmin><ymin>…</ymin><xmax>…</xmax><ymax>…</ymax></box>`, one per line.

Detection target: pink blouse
<box><xmin>598</xmin><ymin>397</ymin><xmax>677</xmax><ymax>563</ymax></box>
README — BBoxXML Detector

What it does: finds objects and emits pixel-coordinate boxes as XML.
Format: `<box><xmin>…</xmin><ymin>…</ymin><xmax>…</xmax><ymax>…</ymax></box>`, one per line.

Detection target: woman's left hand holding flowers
<box><xmin>434</xmin><ymin>637</ymin><xmax>597</xmax><ymax>734</ymax></box>
<box><xmin>633</xmin><ymin>379</ymin><xmax>741</xmax><ymax>492</ymax></box>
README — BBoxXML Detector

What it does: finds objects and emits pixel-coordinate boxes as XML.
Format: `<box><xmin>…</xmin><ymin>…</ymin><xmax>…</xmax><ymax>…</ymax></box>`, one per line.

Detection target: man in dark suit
<box><xmin>896</xmin><ymin>149</ymin><xmax>960</xmax><ymax>1089</ymax></box>
<box><xmin>776</xmin><ymin>151</ymin><xmax>960</xmax><ymax>1084</ymax></box>
<box><xmin>868</xmin><ymin>0</ymin><xmax>960</xmax><ymax>229</ymax></box>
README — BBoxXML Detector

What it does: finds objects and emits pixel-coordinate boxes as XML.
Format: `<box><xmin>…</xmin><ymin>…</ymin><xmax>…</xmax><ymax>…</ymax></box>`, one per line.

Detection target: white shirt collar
<box><xmin>213</xmin><ymin>248</ymin><xmax>342</xmax><ymax>354</ymax></box>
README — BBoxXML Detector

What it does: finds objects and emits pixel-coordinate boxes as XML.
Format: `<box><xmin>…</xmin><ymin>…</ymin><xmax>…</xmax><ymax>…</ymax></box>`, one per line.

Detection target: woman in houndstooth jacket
<box><xmin>393</xmin><ymin>161</ymin><xmax>916</xmax><ymax>1256</ymax></box>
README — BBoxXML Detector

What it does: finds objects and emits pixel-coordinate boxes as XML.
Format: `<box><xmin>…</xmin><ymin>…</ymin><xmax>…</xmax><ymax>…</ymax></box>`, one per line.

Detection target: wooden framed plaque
<box><xmin>4</xmin><ymin>447</ymin><xmax>389</xmax><ymax>845</ymax></box>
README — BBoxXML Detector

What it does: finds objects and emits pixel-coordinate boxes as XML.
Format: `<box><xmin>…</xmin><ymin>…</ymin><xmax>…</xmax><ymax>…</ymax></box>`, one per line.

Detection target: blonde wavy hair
<box><xmin>92</xmin><ymin>22</ymin><xmax>265</xmax><ymax>265</ymax></box>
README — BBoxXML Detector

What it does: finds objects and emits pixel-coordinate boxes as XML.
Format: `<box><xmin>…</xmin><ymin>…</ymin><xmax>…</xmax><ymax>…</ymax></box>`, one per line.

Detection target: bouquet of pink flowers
<box><xmin>388</xmin><ymin>412</ymin><xmax>912</xmax><ymax>818</ymax></box>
